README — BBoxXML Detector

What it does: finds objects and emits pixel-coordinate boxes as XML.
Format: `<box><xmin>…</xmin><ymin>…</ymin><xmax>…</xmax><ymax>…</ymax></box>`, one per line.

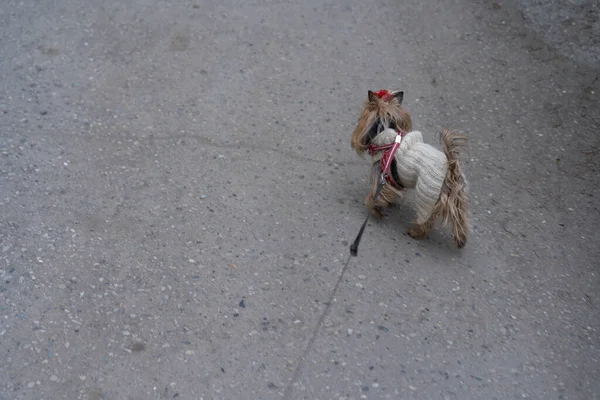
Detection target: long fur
<box><xmin>430</xmin><ymin>127</ymin><xmax>469</xmax><ymax>248</ymax></box>
<box><xmin>351</xmin><ymin>90</ymin><xmax>469</xmax><ymax>248</ymax></box>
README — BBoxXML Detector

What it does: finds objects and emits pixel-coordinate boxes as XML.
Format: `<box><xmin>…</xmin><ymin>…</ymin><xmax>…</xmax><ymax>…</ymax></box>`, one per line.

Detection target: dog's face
<box><xmin>350</xmin><ymin>90</ymin><xmax>412</xmax><ymax>154</ymax></box>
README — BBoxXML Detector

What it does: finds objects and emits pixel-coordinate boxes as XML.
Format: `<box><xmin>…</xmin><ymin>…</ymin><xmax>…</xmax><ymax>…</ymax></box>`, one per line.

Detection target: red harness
<box><xmin>368</xmin><ymin>129</ymin><xmax>406</xmax><ymax>188</ymax></box>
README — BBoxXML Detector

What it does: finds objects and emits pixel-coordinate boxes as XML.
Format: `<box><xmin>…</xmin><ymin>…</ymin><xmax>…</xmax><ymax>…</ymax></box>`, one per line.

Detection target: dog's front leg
<box><xmin>365</xmin><ymin>184</ymin><xmax>403</xmax><ymax>218</ymax></box>
<box><xmin>364</xmin><ymin>192</ymin><xmax>385</xmax><ymax>219</ymax></box>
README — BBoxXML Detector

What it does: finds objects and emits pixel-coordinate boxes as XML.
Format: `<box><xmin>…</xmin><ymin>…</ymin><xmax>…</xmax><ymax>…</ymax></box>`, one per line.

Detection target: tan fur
<box><xmin>430</xmin><ymin>127</ymin><xmax>469</xmax><ymax>248</ymax></box>
<box><xmin>365</xmin><ymin>183</ymin><xmax>403</xmax><ymax>217</ymax></box>
<box><xmin>407</xmin><ymin>216</ymin><xmax>434</xmax><ymax>240</ymax></box>
<box><xmin>351</xmin><ymin>90</ymin><xmax>469</xmax><ymax>248</ymax></box>
<box><xmin>365</xmin><ymin>163</ymin><xmax>405</xmax><ymax>211</ymax></box>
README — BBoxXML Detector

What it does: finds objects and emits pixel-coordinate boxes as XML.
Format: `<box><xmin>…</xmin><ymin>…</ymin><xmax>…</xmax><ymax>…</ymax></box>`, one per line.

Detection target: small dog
<box><xmin>350</xmin><ymin>90</ymin><xmax>469</xmax><ymax>248</ymax></box>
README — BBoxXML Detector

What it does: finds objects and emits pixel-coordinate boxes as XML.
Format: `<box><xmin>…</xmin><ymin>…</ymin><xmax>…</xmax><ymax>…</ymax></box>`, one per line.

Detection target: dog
<box><xmin>350</xmin><ymin>90</ymin><xmax>469</xmax><ymax>248</ymax></box>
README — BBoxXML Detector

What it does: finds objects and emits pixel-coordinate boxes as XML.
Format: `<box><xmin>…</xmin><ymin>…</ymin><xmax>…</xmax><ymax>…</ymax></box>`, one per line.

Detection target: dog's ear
<box><xmin>368</xmin><ymin>90</ymin><xmax>377</xmax><ymax>103</ymax></box>
<box><xmin>393</xmin><ymin>91</ymin><xmax>404</xmax><ymax>103</ymax></box>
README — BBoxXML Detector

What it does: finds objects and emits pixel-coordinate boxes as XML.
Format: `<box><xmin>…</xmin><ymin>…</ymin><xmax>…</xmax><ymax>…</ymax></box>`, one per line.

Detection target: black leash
<box><xmin>282</xmin><ymin>249</ymin><xmax>354</xmax><ymax>399</ymax></box>
<box><xmin>350</xmin><ymin>173</ymin><xmax>386</xmax><ymax>256</ymax></box>
<box><xmin>283</xmin><ymin>174</ymin><xmax>386</xmax><ymax>398</ymax></box>
<box><xmin>284</xmin><ymin>136</ymin><xmax>401</xmax><ymax>397</ymax></box>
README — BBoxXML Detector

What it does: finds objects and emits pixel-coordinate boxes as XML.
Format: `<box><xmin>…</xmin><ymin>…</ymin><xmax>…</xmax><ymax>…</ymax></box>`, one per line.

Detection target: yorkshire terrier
<box><xmin>350</xmin><ymin>90</ymin><xmax>469</xmax><ymax>248</ymax></box>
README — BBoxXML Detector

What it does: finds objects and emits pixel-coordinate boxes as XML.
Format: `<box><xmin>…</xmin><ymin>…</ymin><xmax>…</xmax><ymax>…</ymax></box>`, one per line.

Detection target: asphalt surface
<box><xmin>1</xmin><ymin>1</ymin><xmax>599</xmax><ymax>399</ymax></box>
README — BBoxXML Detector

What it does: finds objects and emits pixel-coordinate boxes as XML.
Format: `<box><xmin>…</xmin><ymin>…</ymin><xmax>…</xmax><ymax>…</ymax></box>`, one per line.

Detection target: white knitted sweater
<box><xmin>371</xmin><ymin>129</ymin><xmax>447</xmax><ymax>224</ymax></box>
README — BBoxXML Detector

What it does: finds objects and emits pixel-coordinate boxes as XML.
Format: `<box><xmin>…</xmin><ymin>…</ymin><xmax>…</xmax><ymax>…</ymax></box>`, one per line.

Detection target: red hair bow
<box><xmin>375</xmin><ymin>90</ymin><xmax>392</xmax><ymax>101</ymax></box>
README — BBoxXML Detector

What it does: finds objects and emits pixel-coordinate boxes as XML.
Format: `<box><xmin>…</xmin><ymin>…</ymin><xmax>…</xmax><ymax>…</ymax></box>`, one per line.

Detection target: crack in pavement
<box><xmin>147</xmin><ymin>133</ymin><xmax>366</xmax><ymax>168</ymax></box>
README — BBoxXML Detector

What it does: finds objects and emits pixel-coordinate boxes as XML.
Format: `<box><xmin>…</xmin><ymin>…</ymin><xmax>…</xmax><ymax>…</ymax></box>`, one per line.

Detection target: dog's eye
<box><xmin>365</xmin><ymin>122</ymin><xmax>379</xmax><ymax>140</ymax></box>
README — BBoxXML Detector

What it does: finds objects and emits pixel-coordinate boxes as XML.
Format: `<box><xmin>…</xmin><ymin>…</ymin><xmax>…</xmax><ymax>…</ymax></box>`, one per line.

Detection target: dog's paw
<box><xmin>370</xmin><ymin>207</ymin><xmax>384</xmax><ymax>219</ymax></box>
<box><xmin>408</xmin><ymin>227</ymin><xmax>428</xmax><ymax>240</ymax></box>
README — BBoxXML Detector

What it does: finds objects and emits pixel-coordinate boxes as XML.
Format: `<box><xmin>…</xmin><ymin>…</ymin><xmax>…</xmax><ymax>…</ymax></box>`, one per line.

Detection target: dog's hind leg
<box><xmin>407</xmin><ymin>171</ymin><xmax>443</xmax><ymax>240</ymax></box>
<box><xmin>407</xmin><ymin>214</ymin><xmax>434</xmax><ymax>240</ymax></box>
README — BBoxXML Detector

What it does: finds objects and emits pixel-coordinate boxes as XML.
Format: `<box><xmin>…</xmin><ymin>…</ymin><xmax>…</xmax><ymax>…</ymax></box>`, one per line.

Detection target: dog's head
<box><xmin>350</xmin><ymin>90</ymin><xmax>412</xmax><ymax>155</ymax></box>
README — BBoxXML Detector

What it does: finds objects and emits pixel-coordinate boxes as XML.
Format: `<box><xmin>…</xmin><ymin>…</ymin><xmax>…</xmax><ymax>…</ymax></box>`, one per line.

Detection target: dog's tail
<box><xmin>433</xmin><ymin>127</ymin><xmax>469</xmax><ymax>248</ymax></box>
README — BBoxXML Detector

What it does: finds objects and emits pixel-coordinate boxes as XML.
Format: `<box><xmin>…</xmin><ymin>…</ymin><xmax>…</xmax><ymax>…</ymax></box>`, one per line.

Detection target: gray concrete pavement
<box><xmin>1</xmin><ymin>0</ymin><xmax>599</xmax><ymax>399</ymax></box>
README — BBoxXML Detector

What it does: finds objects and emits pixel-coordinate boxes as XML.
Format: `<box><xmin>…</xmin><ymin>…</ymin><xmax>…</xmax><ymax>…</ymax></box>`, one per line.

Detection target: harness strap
<box><xmin>367</xmin><ymin>130</ymin><xmax>405</xmax><ymax>188</ymax></box>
